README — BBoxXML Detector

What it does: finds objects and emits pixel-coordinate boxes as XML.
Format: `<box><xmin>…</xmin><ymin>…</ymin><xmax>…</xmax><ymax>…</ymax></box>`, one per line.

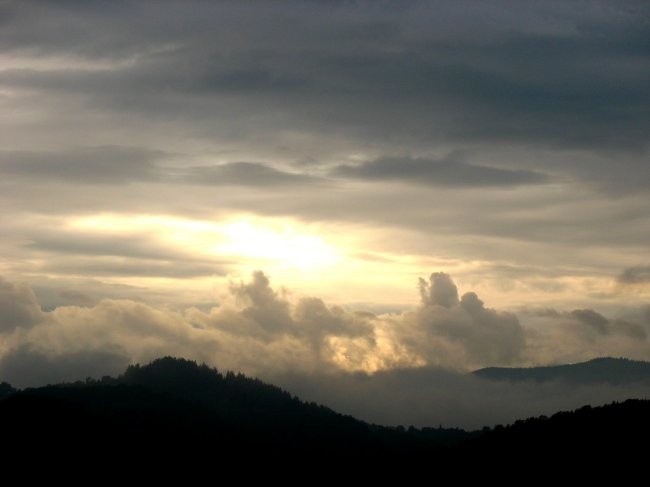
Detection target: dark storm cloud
<box><xmin>332</xmin><ymin>156</ymin><xmax>549</xmax><ymax>187</ymax></box>
<box><xmin>1</xmin><ymin>0</ymin><xmax>647</xmax><ymax>160</ymax></box>
<box><xmin>619</xmin><ymin>266</ymin><xmax>650</xmax><ymax>285</ymax></box>
<box><xmin>0</xmin><ymin>0</ymin><xmax>646</xmax><ymax>214</ymax></box>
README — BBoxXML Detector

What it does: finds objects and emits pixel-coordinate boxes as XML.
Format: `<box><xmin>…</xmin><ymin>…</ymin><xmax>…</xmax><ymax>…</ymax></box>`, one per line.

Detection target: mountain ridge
<box><xmin>473</xmin><ymin>356</ymin><xmax>650</xmax><ymax>384</ymax></box>
<box><xmin>2</xmin><ymin>356</ymin><xmax>650</xmax><ymax>471</ymax></box>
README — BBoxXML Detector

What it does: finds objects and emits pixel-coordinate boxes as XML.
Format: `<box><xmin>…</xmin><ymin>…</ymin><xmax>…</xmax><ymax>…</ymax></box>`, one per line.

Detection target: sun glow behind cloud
<box><xmin>214</xmin><ymin>220</ymin><xmax>341</xmax><ymax>270</ymax></box>
<box><xmin>69</xmin><ymin>213</ymin><xmax>340</xmax><ymax>269</ymax></box>
<box><xmin>16</xmin><ymin>210</ymin><xmax>622</xmax><ymax>314</ymax></box>
<box><xmin>59</xmin><ymin>213</ymin><xmax>439</xmax><ymax>307</ymax></box>
<box><xmin>52</xmin><ymin>212</ymin><xmax>606</xmax><ymax>311</ymax></box>
<box><xmin>64</xmin><ymin>212</ymin><xmax>368</xmax><ymax>302</ymax></box>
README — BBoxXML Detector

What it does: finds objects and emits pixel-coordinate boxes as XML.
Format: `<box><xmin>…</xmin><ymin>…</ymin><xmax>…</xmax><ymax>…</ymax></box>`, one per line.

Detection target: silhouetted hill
<box><xmin>473</xmin><ymin>357</ymin><xmax>650</xmax><ymax>384</ymax></box>
<box><xmin>1</xmin><ymin>357</ymin><xmax>649</xmax><ymax>474</ymax></box>
<box><xmin>0</xmin><ymin>357</ymin><xmax>465</xmax><ymax>465</ymax></box>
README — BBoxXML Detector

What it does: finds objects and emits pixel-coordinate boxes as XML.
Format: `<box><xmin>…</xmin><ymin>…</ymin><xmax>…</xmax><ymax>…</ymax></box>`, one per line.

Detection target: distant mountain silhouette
<box><xmin>473</xmin><ymin>357</ymin><xmax>650</xmax><ymax>384</ymax></box>
<box><xmin>1</xmin><ymin>357</ymin><xmax>649</xmax><ymax>473</ymax></box>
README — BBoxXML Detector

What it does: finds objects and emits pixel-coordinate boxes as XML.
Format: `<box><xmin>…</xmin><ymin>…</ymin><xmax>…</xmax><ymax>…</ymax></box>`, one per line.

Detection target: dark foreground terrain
<box><xmin>1</xmin><ymin>357</ymin><xmax>649</xmax><ymax>474</ymax></box>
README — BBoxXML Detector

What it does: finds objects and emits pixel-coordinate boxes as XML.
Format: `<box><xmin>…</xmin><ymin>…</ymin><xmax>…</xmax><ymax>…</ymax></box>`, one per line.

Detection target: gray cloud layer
<box><xmin>332</xmin><ymin>156</ymin><xmax>549</xmax><ymax>187</ymax></box>
<box><xmin>619</xmin><ymin>266</ymin><xmax>650</xmax><ymax>285</ymax></box>
<box><xmin>0</xmin><ymin>147</ymin><xmax>321</xmax><ymax>187</ymax></box>
<box><xmin>0</xmin><ymin>1</ymin><xmax>647</xmax><ymax>211</ymax></box>
<box><xmin>0</xmin><ymin>147</ymin><xmax>164</xmax><ymax>184</ymax></box>
<box><xmin>1</xmin><ymin>1</ymin><xmax>647</xmax><ymax>173</ymax></box>
<box><xmin>179</xmin><ymin>162</ymin><xmax>324</xmax><ymax>187</ymax></box>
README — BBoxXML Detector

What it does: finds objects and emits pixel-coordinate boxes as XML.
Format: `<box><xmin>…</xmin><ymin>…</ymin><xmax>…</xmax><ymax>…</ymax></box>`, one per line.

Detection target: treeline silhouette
<box><xmin>1</xmin><ymin>357</ymin><xmax>649</xmax><ymax>472</ymax></box>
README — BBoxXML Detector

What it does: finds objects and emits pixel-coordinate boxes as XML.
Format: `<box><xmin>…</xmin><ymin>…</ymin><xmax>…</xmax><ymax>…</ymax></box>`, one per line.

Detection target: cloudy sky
<box><xmin>1</xmin><ymin>1</ymin><xmax>649</xmax><ymax>422</ymax></box>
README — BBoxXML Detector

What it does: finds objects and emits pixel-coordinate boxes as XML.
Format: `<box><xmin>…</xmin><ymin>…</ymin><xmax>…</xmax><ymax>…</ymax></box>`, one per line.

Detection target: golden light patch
<box><xmin>68</xmin><ymin>213</ymin><xmax>341</xmax><ymax>271</ymax></box>
<box><xmin>61</xmin><ymin>213</ymin><xmax>463</xmax><ymax>308</ymax></box>
<box><xmin>213</xmin><ymin>220</ymin><xmax>341</xmax><ymax>270</ymax></box>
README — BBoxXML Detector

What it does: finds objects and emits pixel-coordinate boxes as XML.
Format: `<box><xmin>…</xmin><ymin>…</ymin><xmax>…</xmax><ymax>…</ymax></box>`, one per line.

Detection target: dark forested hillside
<box><xmin>462</xmin><ymin>399</ymin><xmax>650</xmax><ymax>468</ymax></box>
<box><xmin>1</xmin><ymin>357</ymin><xmax>649</xmax><ymax>472</ymax></box>
<box><xmin>473</xmin><ymin>357</ymin><xmax>650</xmax><ymax>384</ymax></box>
<box><xmin>0</xmin><ymin>357</ymin><xmax>465</xmax><ymax>464</ymax></box>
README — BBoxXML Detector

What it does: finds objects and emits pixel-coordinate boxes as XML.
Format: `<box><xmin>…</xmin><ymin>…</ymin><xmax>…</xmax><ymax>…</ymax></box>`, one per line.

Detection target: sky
<box><xmin>1</xmin><ymin>1</ymin><xmax>649</xmax><ymax>424</ymax></box>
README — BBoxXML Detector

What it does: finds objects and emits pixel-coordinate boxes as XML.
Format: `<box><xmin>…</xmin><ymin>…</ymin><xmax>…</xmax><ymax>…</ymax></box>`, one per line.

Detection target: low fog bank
<box><xmin>273</xmin><ymin>367</ymin><xmax>650</xmax><ymax>430</ymax></box>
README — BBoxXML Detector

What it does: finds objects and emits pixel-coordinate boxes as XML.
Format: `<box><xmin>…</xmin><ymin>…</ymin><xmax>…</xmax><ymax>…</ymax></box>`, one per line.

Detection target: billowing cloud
<box><xmin>195</xmin><ymin>271</ymin><xmax>373</xmax><ymax>356</ymax></box>
<box><xmin>530</xmin><ymin>307</ymin><xmax>647</xmax><ymax>341</ymax></box>
<box><xmin>0</xmin><ymin>276</ymin><xmax>44</xmax><ymax>331</ymax></box>
<box><xmin>403</xmin><ymin>273</ymin><xmax>526</xmax><ymax>368</ymax></box>
<box><xmin>521</xmin><ymin>306</ymin><xmax>649</xmax><ymax>364</ymax></box>
<box><xmin>1</xmin><ymin>272</ymin><xmax>648</xmax><ymax>427</ymax></box>
<box><xmin>226</xmin><ymin>270</ymin><xmax>294</xmax><ymax>338</ymax></box>
<box><xmin>0</xmin><ymin>272</ymin><xmax>376</xmax><ymax>386</ymax></box>
<box><xmin>420</xmin><ymin>272</ymin><xmax>460</xmax><ymax>308</ymax></box>
<box><xmin>2</xmin><ymin>272</ymin><xmax>647</xmax><ymax>386</ymax></box>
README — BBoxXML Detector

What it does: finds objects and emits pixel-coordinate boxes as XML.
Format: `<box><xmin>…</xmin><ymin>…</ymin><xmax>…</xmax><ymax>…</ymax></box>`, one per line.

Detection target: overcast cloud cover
<box><xmin>1</xmin><ymin>1</ymin><xmax>649</xmax><ymax>426</ymax></box>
